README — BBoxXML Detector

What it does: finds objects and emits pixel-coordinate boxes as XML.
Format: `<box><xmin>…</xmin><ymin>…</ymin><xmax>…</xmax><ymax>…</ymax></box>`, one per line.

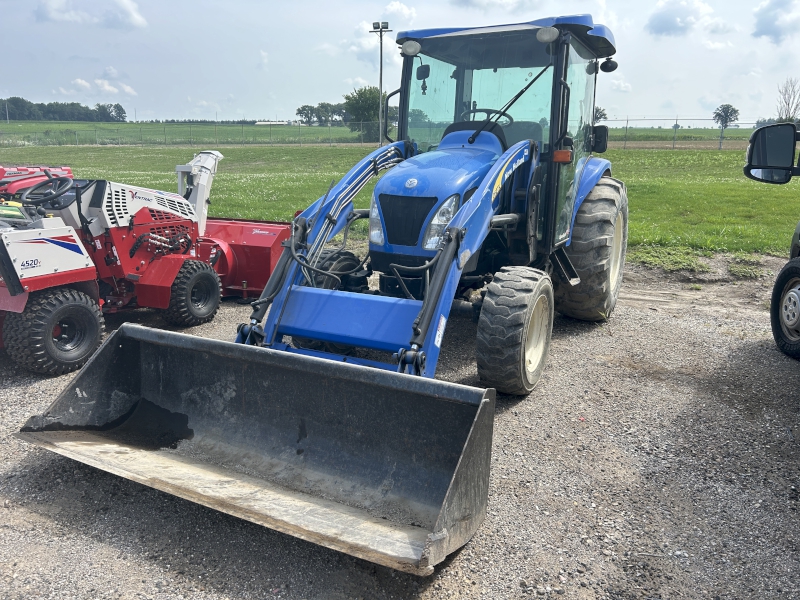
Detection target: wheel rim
<box><xmin>609</xmin><ymin>211</ymin><xmax>624</xmax><ymax>286</ymax></box>
<box><xmin>191</xmin><ymin>278</ymin><xmax>215</xmax><ymax>310</ymax></box>
<box><xmin>524</xmin><ymin>294</ymin><xmax>549</xmax><ymax>377</ymax></box>
<box><xmin>52</xmin><ymin>316</ymin><xmax>86</xmax><ymax>352</ymax></box>
<box><xmin>780</xmin><ymin>277</ymin><xmax>800</xmax><ymax>342</ymax></box>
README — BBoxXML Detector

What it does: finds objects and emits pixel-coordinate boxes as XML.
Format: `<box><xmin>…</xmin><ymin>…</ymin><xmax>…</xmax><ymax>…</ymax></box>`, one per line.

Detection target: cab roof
<box><xmin>396</xmin><ymin>14</ymin><xmax>616</xmax><ymax>59</ymax></box>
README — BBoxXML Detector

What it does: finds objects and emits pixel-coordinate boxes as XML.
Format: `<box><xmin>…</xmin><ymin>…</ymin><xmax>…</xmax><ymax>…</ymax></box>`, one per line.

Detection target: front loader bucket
<box><xmin>16</xmin><ymin>324</ymin><xmax>494</xmax><ymax>575</ymax></box>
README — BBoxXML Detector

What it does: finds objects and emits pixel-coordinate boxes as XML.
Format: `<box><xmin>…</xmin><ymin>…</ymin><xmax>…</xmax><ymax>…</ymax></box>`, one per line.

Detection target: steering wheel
<box><xmin>460</xmin><ymin>108</ymin><xmax>514</xmax><ymax>126</ymax></box>
<box><xmin>19</xmin><ymin>173</ymin><xmax>74</xmax><ymax>206</ymax></box>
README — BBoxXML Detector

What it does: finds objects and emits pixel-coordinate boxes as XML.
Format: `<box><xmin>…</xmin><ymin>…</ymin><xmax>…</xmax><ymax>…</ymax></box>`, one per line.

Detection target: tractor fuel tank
<box><xmin>16</xmin><ymin>323</ymin><xmax>494</xmax><ymax>575</ymax></box>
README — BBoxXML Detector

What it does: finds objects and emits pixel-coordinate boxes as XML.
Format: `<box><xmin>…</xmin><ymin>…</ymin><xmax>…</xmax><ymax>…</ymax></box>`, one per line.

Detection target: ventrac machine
<box><xmin>0</xmin><ymin>153</ymin><xmax>289</xmax><ymax>374</ymax></box>
<box><xmin>18</xmin><ymin>16</ymin><xmax>627</xmax><ymax>575</ymax></box>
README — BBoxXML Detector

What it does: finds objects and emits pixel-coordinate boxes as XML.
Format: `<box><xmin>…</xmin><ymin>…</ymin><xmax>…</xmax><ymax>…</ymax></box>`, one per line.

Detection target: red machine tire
<box><xmin>163</xmin><ymin>260</ymin><xmax>221</xmax><ymax>327</ymax></box>
<box><xmin>2</xmin><ymin>288</ymin><xmax>104</xmax><ymax>375</ymax></box>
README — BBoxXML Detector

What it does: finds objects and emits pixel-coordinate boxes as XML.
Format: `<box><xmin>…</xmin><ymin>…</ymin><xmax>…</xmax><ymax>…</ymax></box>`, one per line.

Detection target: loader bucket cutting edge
<box><xmin>15</xmin><ymin>323</ymin><xmax>495</xmax><ymax>575</ymax></box>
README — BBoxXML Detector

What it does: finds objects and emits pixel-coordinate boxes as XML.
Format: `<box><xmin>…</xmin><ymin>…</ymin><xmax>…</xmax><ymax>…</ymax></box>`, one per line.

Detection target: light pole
<box><xmin>370</xmin><ymin>21</ymin><xmax>391</xmax><ymax>146</ymax></box>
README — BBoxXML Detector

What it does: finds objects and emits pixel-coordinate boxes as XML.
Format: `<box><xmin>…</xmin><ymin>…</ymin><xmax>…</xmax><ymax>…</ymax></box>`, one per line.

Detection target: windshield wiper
<box><xmin>468</xmin><ymin>63</ymin><xmax>553</xmax><ymax>145</ymax></box>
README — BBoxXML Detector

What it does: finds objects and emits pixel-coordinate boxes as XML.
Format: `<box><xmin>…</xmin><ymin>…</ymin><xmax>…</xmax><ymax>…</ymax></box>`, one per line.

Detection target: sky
<box><xmin>1</xmin><ymin>0</ymin><xmax>799</xmax><ymax>125</ymax></box>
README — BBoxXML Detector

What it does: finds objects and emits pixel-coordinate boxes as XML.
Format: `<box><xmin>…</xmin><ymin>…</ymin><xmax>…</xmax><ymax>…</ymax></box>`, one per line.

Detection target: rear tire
<box><xmin>771</xmin><ymin>257</ymin><xmax>800</xmax><ymax>359</ymax></box>
<box><xmin>2</xmin><ymin>288</ymin><xmax>104</xmax><ymax>375</ymax></box>
<box><xmin>476</xmin><ymin>267</ymin><xmax>554</xmax><ymax>396</ymax></box>
<box><xmin>554</xmin><ymin>176</ymin><xmax>628</xmax><ymax>321</ymax></box>
<box><xmin>163</xmin><ymin>261</ymin><xmax>221</xmax><ymax>327</ymax></box>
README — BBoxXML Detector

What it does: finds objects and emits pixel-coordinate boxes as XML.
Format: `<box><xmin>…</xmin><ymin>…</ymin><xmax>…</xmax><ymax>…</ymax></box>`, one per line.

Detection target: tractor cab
<box><xmin>369</xmin><ymin>17</ymin><xmax>616</xmax><ymax>298</ymax></box>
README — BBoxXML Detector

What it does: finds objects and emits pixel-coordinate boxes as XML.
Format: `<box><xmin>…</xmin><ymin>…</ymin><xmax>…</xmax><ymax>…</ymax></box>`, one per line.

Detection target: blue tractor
<box><xmin>18</xmin><ymin>16</ymin><xmax>626</xmax><ymax>576</ymax></box>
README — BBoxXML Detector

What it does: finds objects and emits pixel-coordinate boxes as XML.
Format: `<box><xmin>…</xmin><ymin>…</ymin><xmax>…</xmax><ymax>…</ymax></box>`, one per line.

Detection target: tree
<box><xmin>712</xmin><ymin>104</ymin><xmax>739</xmax><ymax>149</ymax></box>
<box><xmin>777</xmin><ymin>77</ymin><xmax>800</xmax><ymax>124</ymax></box>
<box><xmin>295</xmin><ymin>104</ymin><xmax>316</xmax><ymax>125</ymax></box>
<box><xmin>110</xmin><ymin>103</ymin><xmax>127</xmax><ymax>122</ymax></box>
<box><xmin>408</xmin><ymin>109</ymin><xmax>430</xmax><ymax>127</ymax></box>
<box><xmin>593</xmin><ymin>106</ymin><xmax>608</xmax><ymax>124</ymax></box>
<box><xmin>343</xmin><ymin>86</ymin><xmax>382</xmax><ymax>142</ymax></box>
<box><xmin>314</xmin><ymin>102</ymin><xmax>335</xmax><ymax>126</ymax></box>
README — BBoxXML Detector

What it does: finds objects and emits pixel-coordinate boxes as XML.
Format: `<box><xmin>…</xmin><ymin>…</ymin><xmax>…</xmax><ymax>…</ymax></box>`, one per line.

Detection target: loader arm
<box><xmin>244</xmin><ymin>140</ymin><xmax>535</xmax><ymax>378</ymax></box>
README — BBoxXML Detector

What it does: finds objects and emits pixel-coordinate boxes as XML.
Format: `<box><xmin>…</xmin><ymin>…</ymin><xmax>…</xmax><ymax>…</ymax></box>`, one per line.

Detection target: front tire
<box><xmin>554</xmin><ymin>176</ymin><xmax>628</xmax><ymax>321</ymax></box>
<box><xmin>163</xmin><ymin>261</ymin><xmax>221</xmax><ymax>327</ymax></box>
<box><xmin>476</xmin><ymin>267</ymin><xmax>554</xmax><ymax>396</ymax></box>
<box><xmin>2</xmin><ymin>288</ymin><xmax>104</xmax><ymax>375</ymax></box>
<box><xmin>771</xmin><ymin>257</ymin><xmax>800</xmax><ymax>359</ymax></box>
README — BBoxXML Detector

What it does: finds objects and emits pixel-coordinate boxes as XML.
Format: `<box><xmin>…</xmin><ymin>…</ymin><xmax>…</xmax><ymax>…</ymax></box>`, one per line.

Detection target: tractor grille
<box><xmin>148</xmin><ymin>208</ymin><xmax>183</xmax><ymax>222</ymax></box>
<box><xmin>104</xmin><ymin>187</ymin><xmax>132</xmax><ymax>227</ymax></box>
<box><xmin>155</xmin><ymin>195</ymin><xmax>194</xmax><ymax>218</ymax></box>
<box><xmin>378</xmin><ymin>194</ymin><xmax>438</xmax><ymax>247</ymax></box>
<box><xmin>150</xmin><ymin>224</ymin><xmax>190</xmax><ymax>238</ymax></box>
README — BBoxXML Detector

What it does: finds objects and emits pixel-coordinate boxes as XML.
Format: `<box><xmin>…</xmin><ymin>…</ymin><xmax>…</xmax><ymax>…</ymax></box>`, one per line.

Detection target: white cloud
<box><xmin>645</xmin><ymin>0</ymin><xmax>713</xmax><ymax>37</ymax></box>
<box><xmin>705</xmin><ymin>18</ymin><xmax>736</xmax><ymax>34</ymax></box>
<box><xmin>752</xmin><ymin>0</ymin><xmax>800</xmax><ymax>44</ymax></box>
<box><xmin>315</xmin><ymin>42</ymin><xmax>341</xmax><ymax>56</ymax></box>
<box><xmin>611</xmin><ymin>79</ymin><xmax>632</xmax><ymax>93</ymax></box>
<box><xmin>105</xmin><ymin>0</ymin><xmax>147</xmax><ymax>28</ymax></box>
<box><xmin>119</xmin><ymin>82</ymin><xmax>137</xmax><ymax>95</ymax></box>
<box><xmin>58</xmin><ymin>87</ymin><xmax>76</xmax><ymax>95</ymax></box>
<box><xmin>103</xmin><ymin>66</ymin><xmax>119</xmax><ymax>79</ymax></box>
<box><xmin>259</xmin><ymin>50</ymin><xmax>269</xmax><ymax>70</ymax></box>
<box><xmin>702</xmin><ymin>39</ymin><xmax>733</xmax><ymax>50</ymax></box>
<box><xmin>385</xmin><ymin>1</ymin><xmax>416</xmax><ymax>22</ymax></box>
<box><xmin>348</xmin><ymin>21</ymin><xmax>382</xmax><ymax>67</ymax></box>
<box><xmin>72</xmin><ymin>78</ymin><xmax>91</xmax><ymax>89</ymax></box>
<box><xmin>94</xmin><ymin>79</ymin><xmax>118</xmax><ymax>93</ymax></box>
<box><xmin>35</xmin><ymin>0</ymin><xmax>95</xmax><ymax>24</ymax></box>
<box><xmin>449</xmin><ymin>0</ymin><xmax>539</xmax><ymax>10</ymax></box>
<box><xmin>34</xmin><ymin>0</ymin><xmax>146</xmax><ymax>28</ymax></box>
<box><xmin>345</xmin><ymin>77</ymin><xmax>370</xmax><ymax>87</ymax></box>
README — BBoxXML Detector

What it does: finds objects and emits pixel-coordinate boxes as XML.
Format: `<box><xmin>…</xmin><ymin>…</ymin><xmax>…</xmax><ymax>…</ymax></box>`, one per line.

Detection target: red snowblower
<box><xmin>0</xmin><ymin>152</ymin><xmax>290</xmax><ymax>374</ymax></box>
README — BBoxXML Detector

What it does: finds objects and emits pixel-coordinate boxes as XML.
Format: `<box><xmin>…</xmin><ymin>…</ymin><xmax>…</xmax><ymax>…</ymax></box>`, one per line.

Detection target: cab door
<box><xmin>551</xmin><ymin>37</ymin><xmax>597</xmax><ymax>246</ymax></box>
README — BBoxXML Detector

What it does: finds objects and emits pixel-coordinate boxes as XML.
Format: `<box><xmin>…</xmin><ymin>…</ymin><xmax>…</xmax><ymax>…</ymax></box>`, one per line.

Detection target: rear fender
<box><xmin>0</xmin><ymin>284</ymin><xmax>28</xmax><ymax>313</ymax></box>
<box><xmin>791</xmin><ymin>221</ymin><xmax>800</xmax><ymax>259</ymax></box>
<box><xmin>567</xmin><ymin>156</ymin><xmax>611</xmax><ymax>245</ymax></box>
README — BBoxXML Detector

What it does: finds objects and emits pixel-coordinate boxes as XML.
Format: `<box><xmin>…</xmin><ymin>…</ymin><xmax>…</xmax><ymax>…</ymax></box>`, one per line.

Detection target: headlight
<box><xmin>422</xmin><ymin>194</ymin><xmax>459</xmax><ymax>250</ymax></box>
<box><xmin>369</xmin><ymin>196</ymin><xmax>384</xmax><ymax>245</ymax></box>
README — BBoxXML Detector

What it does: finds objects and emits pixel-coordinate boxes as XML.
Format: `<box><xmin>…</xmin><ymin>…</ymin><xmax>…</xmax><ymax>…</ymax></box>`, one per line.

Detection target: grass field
<box><xmin>0</xmin><ymin>121</ymin><xmax>389</xmax><ymax>147</ymax></box>
<box><xmin>0</xmin><ymin>120</ymin><xmax>755</xmax><ymax>146</ymax></box>
<box><xmin>1</xmin><ymin>145</ymin><xmax>797</xmax><ymax>256</ymax></box>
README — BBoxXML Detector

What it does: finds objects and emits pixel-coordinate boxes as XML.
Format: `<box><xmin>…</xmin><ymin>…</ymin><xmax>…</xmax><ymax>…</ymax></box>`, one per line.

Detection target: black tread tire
<box><xmin>163</xmin><ymin>260</ymin><xmax>221</xmax><ymax>327</ymax></box>
<box><xmin>2</xmin><ymin>288</ymin><xmax>104</xmax><ymax>375</ymax></box>
<box><xmin>771</xmin><ymin>257</ymin><xmax>800</xmax><ymax>359</ymax></box>
<box><xmin>476</xmin><ymin>266</ymin><xmax>554</xmax><ymax>396</ymax></box>
<box><xmin>554</xmin><ymin>176</ymin><xmax>628</xmax><ymax>321</ymax></box>
<box><xmin>293</xmin><ymin>250</ymin><xmax>362</xmax><ymax>355</ymax></box>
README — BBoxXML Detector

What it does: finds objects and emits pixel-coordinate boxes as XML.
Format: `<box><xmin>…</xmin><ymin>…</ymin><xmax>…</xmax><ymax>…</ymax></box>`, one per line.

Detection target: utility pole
<box><xmin>371</xmin><ymin>21</ymin><xmax>391</xmax><ymax>147</ymax></box>
<box><xmin>5</xmin><ymin>101</ymin><xmax>8</xmax><ymax>124</ymax></box>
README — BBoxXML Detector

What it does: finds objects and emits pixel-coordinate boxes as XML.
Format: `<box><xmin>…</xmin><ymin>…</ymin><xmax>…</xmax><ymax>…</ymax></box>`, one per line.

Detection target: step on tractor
<box><xmin>744</xmin><ymin>122</ymin><xmax>800</xmax><ymax>357</ymax></box>
<box><xmin>0</xmin><ymin>153</ymin><xmax>289</xmax><ymax>374</ymax></box>
<box><xmin>17</xmin><ymin>16</ymin><xmax>627</xmax><ymax>575</ymax></box>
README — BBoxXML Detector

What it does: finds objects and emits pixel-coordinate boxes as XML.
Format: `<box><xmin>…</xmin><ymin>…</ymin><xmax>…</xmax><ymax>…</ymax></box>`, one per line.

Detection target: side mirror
<box><xmin>744</xmin><ymin>123</ymin><xmax>799</xmax><ymax>184</ymax></box>
<box><xmin>416</xmin><ymin>64</ymin><xmax>430</xmax><ymax>81</ymax></box>
<box><xmin>591</xmin><ymin>125</ymin><xmax>608</xmax><ymax>153</ymax></box>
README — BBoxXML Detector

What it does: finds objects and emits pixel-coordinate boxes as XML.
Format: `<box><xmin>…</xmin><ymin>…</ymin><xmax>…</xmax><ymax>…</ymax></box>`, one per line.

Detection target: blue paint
<box><xmin>397</xmin><ymin>14</ymin><xmax>616</xmax><ymax>58</ymax></box>
<box><xmin>567</xmin><ymin>156</ymin><xmax>611</xmax><ymax>245</ymax></box>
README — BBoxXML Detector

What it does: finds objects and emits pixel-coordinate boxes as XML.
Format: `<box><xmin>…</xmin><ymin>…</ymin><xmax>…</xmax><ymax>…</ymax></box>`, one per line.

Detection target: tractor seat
<box><xmin>502</xmin><ymin>121</ymin><xmax>543</xmax><ymax>147</ymax></box>
<box><xmin>441</xmin><ymin>121</ymin><xmax>508</xmax><ymax>151</ymax></box>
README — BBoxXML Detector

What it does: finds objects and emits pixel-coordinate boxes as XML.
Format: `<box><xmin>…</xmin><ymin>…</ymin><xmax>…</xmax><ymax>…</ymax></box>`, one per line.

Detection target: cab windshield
<box><xmin>404</xmin><ymin>29</ymin><xmax>555</xmax><ymax>153</ymax></box>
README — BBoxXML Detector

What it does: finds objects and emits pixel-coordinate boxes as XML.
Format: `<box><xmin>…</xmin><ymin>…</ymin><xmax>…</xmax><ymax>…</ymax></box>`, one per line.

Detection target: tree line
<box><xmin>0</xmin><ymin>97</ymin><xmax>127</xmax><ymax>122</ymax></box>
<box><xmin>296</xmin><ymin>86</ymin><xmax>405</xmax><ymax>142</ymax></box>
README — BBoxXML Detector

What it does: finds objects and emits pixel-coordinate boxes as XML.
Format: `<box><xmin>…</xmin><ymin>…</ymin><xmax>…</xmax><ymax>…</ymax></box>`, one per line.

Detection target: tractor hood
<box><xmin>375</xmin><ymin>144</ymin><xmax>500</xmax><ymax>202</ymax></box>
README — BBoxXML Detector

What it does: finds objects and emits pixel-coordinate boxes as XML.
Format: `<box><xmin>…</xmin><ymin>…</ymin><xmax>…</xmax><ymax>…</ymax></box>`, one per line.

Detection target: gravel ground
<box><xmin>2</xmin><ymin>254</ymin><xmax>800</xmax><ymax>600</ymax></box>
